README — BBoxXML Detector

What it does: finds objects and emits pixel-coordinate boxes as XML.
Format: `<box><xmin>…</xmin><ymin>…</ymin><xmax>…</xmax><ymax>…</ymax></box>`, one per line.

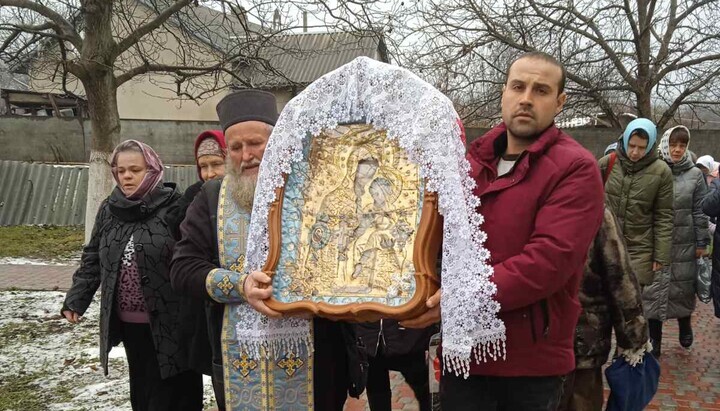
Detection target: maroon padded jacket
<box><xmin>466</xmin><ymin>123</ymin><xmax>604</xmax><ymax>376</ymax></box>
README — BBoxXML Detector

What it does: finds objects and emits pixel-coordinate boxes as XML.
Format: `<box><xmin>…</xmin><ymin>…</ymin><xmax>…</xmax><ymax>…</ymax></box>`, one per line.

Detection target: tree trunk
<box><xmin>82</xmin><ymin>73</ymin><xmax>120</xmax><ymax>242</ymax></box>
<box><xmin>80</xmin><ymin>0</ymin><xmax>120</xmax><ymax>242</ymax></box>
<box><xmin>635</xmin><ymin>0</ymin><xmax>654</xmax><ymax>122</ymax></box>
<box><xmin>636</xmin><ymin>90</ymin><xmax>653</xmax><ymax>122</ymax></box>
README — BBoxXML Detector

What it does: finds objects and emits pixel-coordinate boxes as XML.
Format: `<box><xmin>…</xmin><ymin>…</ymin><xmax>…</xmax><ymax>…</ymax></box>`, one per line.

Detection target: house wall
<box><xmin>0</xmin><ymin>116</ymin><xmax>219</xmax><ymax>164</ymax></box>
<box><xmin>114</xmin><ymin>75</ymin><xmax>227</xmax><ymax>121</ymax></box>
<box><xmin>28</xmin><ymin>1</ymin><xmax>231</xmax><ymax>121</ymax></box>
<box><xmin>273</xmin><ymin>89</ymin><xmax>295</xmax><ymax>111</ymax></box>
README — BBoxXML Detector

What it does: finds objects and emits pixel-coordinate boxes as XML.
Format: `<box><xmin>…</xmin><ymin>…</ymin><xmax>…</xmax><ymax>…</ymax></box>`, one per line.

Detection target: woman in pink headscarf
<box><xmin>62</xmin><ymin>140</ymin><xmax>203</xmax><ymax>411</ymax></box>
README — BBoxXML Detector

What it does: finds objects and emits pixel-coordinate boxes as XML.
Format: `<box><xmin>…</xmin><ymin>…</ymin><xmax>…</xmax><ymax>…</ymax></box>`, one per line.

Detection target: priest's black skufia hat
<box><xmin>216</xmin><ymin>89</ymin><xmax>279</xmax><ymax>132</ymax></box>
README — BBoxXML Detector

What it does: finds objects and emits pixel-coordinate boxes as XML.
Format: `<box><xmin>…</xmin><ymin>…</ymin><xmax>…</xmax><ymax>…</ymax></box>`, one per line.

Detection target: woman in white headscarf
<box><xmin>644</xmin><ymin>126</ymin><xmax>709</xmax><ymax>357</ymax></box>
<box><xmin>696</xmin><ymin>155</ymin><xmax>716</xmax><ymax>186</ymax></box>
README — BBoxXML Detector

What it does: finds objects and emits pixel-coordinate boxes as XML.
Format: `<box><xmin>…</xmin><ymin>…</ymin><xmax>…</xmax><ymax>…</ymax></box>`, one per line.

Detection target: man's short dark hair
<box><xmin>506</xmin><ymin>51</ymin><xmax>567</xmax><ymax>94</ymax></box>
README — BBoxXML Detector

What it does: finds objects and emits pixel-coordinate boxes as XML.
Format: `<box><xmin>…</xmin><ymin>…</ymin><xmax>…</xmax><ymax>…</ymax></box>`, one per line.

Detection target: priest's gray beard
<box><xmin>226</xmin><ymin>157</ymin><xmax>258</xmax><ymax>211</ymax></box>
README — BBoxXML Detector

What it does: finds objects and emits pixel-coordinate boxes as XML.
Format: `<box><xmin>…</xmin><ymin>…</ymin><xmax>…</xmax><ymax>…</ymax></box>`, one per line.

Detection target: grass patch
<box><xmin>0</xmin><ymin>372</ymin><xmax>47</xmax><ymax>410</ymax></box>
<box><xmin>0</xmin><ymin>225</ymin><xmax>83</xmax><ymax>260</ymax></box>
<box><xmin>0</xmin><ymin>320</ymin><xmax>73</xmax><ymax>351</ymax></box>
<box><xmin>54</xmin><ymin>382</ymin><xmax>75</xmax><ymax>403</ymax></box>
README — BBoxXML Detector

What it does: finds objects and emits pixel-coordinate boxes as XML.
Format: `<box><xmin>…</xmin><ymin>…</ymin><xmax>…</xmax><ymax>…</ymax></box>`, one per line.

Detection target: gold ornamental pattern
<box><xmin>284</xmin><ymin>124</ymin><xmax>422</xmax><ymax>301</ymax></box>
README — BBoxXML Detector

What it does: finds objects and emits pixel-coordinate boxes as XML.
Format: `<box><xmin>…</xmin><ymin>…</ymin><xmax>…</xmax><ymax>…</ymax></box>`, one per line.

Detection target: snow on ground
<box><xmin>0</xmin><ymin>291</ymin><xmax>216</xmax><ymax>410</ymax></box>
<box><xmin>0</xmin><ymin>258</ymin><xmax>77</xmax><ymax>266</ymax></box>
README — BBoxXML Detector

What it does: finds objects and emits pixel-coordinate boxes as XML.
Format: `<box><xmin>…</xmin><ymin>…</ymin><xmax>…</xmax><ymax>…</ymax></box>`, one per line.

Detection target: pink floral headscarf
<box><xmin>110</xmin><ymin>140</ymin><xmax>164</xmax><ymax>200</ymax></box>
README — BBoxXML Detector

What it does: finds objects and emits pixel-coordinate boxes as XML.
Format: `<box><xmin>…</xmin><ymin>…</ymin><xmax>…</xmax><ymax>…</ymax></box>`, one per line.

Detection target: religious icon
<box><xmin>263</xmin><ymin>123</ymin><xmax>442</xmax><ymax>321</ymax></box>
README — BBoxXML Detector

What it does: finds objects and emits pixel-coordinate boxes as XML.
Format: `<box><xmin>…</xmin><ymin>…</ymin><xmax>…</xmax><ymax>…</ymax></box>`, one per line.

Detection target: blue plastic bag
<box><xmin>604</xmin><ymin>352</ymin><xmax>660</xmax><ymax>411</ymax></box>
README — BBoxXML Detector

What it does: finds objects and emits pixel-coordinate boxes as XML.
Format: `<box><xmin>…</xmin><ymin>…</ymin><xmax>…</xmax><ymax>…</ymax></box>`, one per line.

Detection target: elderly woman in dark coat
<box><xmin>644</xmin><ymin>126</ymin><xmax>709</xmax><ymax>357</ymax></box>
<box><xmin>165</xmin><ymin>130</ymin><xmax>227</xmax><ymax>409</ymax></box>
<box><xmin>61</xmin><ymin>140</ymin><xmax>202</xmax><ymax>411</ymax></box>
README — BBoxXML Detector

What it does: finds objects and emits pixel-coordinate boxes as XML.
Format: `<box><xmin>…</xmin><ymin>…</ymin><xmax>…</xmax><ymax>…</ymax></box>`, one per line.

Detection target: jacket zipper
<box><xmin>375</xmin><ymin>319</ymin><xmax>384</xmax><ymax>356</ymax></box>
<box><xmin>540</xmin><ymin>299</ymin><xmax>550</xmax><ymax>338</ymax></box>
<box><xmin>529</xmin><ymin>300</ymin><xmax>551</xmax><ymax>343</ymax></box>
<box><xmin>529</xmin><ymin>305</ymin><xmax>537</xmax><ymax>343</ymax></box>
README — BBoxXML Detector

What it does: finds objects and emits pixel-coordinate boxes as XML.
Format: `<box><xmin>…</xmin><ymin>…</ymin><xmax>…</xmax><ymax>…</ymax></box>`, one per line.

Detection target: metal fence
<box><xmin>0</xmin><ymin>160</ymin><xmax>197</xmax><ymax>226</ymax></box>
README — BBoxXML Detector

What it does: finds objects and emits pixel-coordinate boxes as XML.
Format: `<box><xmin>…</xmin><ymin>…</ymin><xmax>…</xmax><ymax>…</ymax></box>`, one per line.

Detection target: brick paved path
<box><xmin>3</xmin><ymin>263</ymin><xmax>720</xmax><ymax>410</ymax></box>
<box><xmin>646</xmin><ymin>301</ymin><xmax>720</xmax><ymax>410</ymax></box>
<box><xmin>0</xmin><ymin>263</ymin><xmax>75</xmax><ymax>291</ymax></box>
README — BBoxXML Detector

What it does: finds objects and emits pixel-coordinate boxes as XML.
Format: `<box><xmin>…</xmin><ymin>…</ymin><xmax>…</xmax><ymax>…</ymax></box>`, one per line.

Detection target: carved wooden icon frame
<box><xmin>262</xmin><ymin>124</ymin><xmax>442</xmax><ymax>322</ymax></box>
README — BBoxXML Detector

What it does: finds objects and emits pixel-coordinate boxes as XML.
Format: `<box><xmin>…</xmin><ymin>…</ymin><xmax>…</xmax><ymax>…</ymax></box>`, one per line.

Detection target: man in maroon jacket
<box><xmin>404</xmin><ymin>52</ymin><xmax>604</xmax><ymax>410</ymax></box>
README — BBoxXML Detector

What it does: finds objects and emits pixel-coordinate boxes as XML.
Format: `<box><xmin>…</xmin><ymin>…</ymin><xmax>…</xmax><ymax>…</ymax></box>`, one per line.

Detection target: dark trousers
<box><xmin>557</xmin><ymin>367</ymin><xmax>603</xmax><ymax>411</ymax></box>
<box><xmin>366</xmin><ymin>351</ymin><xmax>430</xmax><ymax>411</ymax></box>
<box><xmin>313</xmin><ymin>318</ymin><xmax>351</xmax><ymax>411</ymax></box>
<box><xmin>121</xmin><ymin>322</ymin><xmax>203</xmax><ymax>411</ymax></box>
<box><xmin>440</xmin><ymin>373</ymin><xmax>565</xmax><ymax>411</ymax></box>
<box><xmin>210</xmin><ymin>364</ymin><xmax>226</xmax><ymax>411</ymax></box>
<box><xmin>648</xmin><ymin>316</ymin><xmax>693</xmax><ymax>355</ymax></box>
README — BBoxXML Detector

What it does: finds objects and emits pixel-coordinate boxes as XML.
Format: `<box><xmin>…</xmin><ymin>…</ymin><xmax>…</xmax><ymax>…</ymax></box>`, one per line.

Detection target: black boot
<box><xmin>678</xmin><ymin>316</ymin><xmax>694</xmax><ymax>348</ymax></box>
<box><xmin>648</xmin><ymin>319</ymin><xmax>663</xmax><ymax>358</ymax></box>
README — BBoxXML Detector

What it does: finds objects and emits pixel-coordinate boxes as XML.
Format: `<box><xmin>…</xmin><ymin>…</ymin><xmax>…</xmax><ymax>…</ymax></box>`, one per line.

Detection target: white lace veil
<box><xmin>239</xmin><ymin>56</ymin><xmax>505</xmax><ymax>377</ymax></box>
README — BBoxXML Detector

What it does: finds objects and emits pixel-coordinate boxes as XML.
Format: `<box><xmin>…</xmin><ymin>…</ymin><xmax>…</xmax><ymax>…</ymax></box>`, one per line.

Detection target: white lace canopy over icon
<box><xmin>240</xmin><ymin>56</ymin><xmax>506</xmax><ymax>377</ymax></box>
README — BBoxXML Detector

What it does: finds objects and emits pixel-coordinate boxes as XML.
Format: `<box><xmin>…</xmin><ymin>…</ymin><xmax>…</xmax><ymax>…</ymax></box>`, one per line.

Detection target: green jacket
<box><xmin>599</xmin><ymin>145</ymin><xmax>673</xmax><ymax>285</ymax></box>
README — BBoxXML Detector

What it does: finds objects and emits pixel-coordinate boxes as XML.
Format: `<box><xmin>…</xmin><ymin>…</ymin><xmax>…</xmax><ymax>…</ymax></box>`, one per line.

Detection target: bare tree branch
<box><xmin>656</xmin><ymin>53</ymin><xmax>720</xmax><ymax>80</ymax></box>
<box><xmin>0</xmin><ymin>29</ymin><xmax>21</xmax><ymax>53</ymax></box>
<box><xmin>527</xmin><ymin>1</ymin><xmax>637</xmax><ymax>89</ymax></box>
<box><xmin>0</xmin><ymin>0</ymin><xmax>82</xmax><ymax>49</ymax></box>
<box><xmin>658</xmin><ymin>66</ymin><xmax>720</xmax><ymax>127</ymax></box>
<box><xmin>398</xmin><ymin>0</ymin><xmax>720</xmax><ymax>128</ymax></box>
<box><xmin>113</xmin><ymin>0</ymin><xmax>193</xmax><ymax>58</ymax></box>
<box><xmin>115</xmin><ymin>62</ymin><xmax>227</xmax><ymax>87</ymax></box>
<box><xmin>652</xmin><ymin>0</ymin><xmax>678</xmax><ymax>70</ymax></box>
<box><xmin>0</xmin><ymin>24</ymin><xmax>64</xmax><ymax>41</ymax></box>
<box><xmin>1</xmin><ymin>21</ymin><xmax>56</xmax><ymax>33</ymax></box>
<box><xmin>681</xmin><ymin>100</ymin><xmax>720</xmax><ymax>105</ymax></box>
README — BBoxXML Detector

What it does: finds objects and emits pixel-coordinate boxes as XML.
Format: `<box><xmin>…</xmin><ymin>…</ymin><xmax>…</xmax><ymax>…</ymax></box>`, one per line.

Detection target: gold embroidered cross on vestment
<box><xmin>277</xmin><ymin>353</ymin><xmax>305</xmax><ymax>377</ymax></box>
<box><xmin>232</xmin><ymin>354</ymin><xmax>258</xmax><ymax>378</ymax></box>
<box><xmin>217</xmin><ymin>276</ymin><xmax>234</xmax><ymax>295</ymax></box>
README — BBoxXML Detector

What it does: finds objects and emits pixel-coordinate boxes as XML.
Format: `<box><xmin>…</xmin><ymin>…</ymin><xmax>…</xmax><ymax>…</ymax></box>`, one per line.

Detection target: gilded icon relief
<box><xmin>276</xmin><ymin>124</ymin><xmax>423</xmax><ymax>305</ymax></box>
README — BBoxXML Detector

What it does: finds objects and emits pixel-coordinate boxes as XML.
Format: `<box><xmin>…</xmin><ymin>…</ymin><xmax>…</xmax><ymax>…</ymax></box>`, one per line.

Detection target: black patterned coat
<box><xmin>62</xmin><ymin>183</ymin><xmax>188</xmax><ymax>379</ymax></box>
<box><xmin>574</xmin><ymin>208</ymin><xmax>649</xmax><ymax>369</ymax></box>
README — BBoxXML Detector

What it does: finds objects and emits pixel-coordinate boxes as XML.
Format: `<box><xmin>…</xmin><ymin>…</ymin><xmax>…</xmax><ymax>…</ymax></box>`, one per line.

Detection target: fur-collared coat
<box><xmin>575</xmin><ymin>208</ymin><xmax>649</xmax><ymax>369</ymax></box>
